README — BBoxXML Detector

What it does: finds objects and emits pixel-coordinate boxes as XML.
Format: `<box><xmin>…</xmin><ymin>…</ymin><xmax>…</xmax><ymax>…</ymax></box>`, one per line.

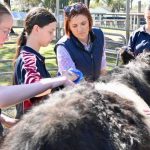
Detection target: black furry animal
<box><xmin>1</xmin><ymin>53</ymin><xmax>150</xmax><ymax>150</ymax></box>
<box><xmin>120</xmin><ymin>50</ymin><xmax>135</xmax><ymax>64</ymax></box>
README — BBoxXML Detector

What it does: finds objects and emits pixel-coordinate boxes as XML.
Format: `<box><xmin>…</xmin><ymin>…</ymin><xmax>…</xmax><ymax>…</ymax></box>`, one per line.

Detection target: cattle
<box><xmin>1</xmin><ymin>52</ymin><xmax>150</xmax><ymax>150</ymax></box>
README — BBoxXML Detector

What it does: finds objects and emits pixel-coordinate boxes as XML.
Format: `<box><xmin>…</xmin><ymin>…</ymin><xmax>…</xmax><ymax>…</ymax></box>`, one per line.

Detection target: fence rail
<box><xmin>0</xmin><ymin>32</ymin><xmax>125</xmax><ymax>78</ymax></box>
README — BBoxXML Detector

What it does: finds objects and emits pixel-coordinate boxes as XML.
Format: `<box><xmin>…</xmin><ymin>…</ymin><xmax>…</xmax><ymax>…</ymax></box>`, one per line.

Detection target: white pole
<box><xmin>126</xmin><ymin>0</ymin><xmax>130</xmax><ymax>44</ymax></box>
<box><xmin>56</xmin><ymin>0</ymin><xmax>60</xmax><ymax>40</ymax></box>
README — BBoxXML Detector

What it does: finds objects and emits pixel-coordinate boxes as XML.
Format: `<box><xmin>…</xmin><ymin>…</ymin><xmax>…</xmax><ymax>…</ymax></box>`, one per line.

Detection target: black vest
<box><xmin>55</xmin><ymin>27</ymin><xmax>104</xmax><ymax>81</ymax></box>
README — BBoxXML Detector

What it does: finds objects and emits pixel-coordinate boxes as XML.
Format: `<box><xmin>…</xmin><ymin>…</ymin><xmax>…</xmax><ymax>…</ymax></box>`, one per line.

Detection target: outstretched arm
<box><xmin>0</xmin><ymin>76</ymin><xmax>74</xmax><ymax>108</ymax></box>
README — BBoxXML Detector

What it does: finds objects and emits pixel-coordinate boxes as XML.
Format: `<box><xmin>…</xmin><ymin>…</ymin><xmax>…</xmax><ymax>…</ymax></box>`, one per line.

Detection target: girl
<box><xmin>13</xmin><ymin>7</ymin><xmax>80</xmax><ymax>118</ymax></box>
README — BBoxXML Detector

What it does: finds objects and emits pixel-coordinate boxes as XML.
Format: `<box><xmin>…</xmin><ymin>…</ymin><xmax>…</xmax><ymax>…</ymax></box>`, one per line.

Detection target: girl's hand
<box><xmin>62</xmin><ymin>70</ymin><xmax>78</xmax><ymax>81</ymax></box>
<box><xmin>63</xmin><ymin>76</ymin><xmax>75</xmax><ymax>87</ymax></box>
<box><xmin>0</xmin><ymin>114</ymin><xmax>19</xmax><ymax>128</ymax></box>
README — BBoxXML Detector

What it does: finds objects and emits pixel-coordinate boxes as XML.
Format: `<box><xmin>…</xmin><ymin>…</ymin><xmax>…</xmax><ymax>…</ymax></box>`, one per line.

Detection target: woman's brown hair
<box><xmin>64</xmin><ymin>2</ymin><xmax>93</xmax><ymax>36</ymax></box>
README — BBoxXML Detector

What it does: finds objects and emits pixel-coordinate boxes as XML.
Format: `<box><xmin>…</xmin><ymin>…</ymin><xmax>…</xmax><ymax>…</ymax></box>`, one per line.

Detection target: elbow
<box><xmin>0</xmin><ymin>103</ymin><xmax>8</xmax><ymax>108</ymax></box>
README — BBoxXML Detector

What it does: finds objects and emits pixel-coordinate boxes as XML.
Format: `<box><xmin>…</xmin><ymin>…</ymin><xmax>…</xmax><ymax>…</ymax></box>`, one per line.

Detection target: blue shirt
<box><xmin>127</xmin><ymin>25</ymin><xmax>150</xmax><ymax>56</ymax></box>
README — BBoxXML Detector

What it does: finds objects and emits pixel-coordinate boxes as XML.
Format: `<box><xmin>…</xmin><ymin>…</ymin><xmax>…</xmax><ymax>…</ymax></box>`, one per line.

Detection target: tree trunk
<box><xmin>4</xmin><ymin>0</ymin><xmax>10</xmax><ymax>7</ymax></box>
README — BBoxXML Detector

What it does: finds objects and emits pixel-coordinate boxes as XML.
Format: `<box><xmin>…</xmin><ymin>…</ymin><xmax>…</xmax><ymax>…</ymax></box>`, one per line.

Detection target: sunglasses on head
<box><xmin>64</xmin><ymin>2</ymin><xmax>87</xmax><ymax>16</ymax></box>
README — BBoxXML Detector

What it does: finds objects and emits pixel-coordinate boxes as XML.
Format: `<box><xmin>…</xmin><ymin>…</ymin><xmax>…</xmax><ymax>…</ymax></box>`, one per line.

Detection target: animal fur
<box><xmin>1</xmin><ymin>52</ymin><xmax>150</xmax><ymax>150</ymax></box>
<box><xmin>120</xmin><ymin>50</ymin><xmax>135</xmax><ymax>64</ymax></box>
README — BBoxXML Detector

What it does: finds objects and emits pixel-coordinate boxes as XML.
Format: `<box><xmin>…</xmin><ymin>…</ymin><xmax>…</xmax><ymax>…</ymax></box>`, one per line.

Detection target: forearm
<box><xmin>0</xmin><ymin>76</ymin><xmax>72</xmax><ymax>108</ymax></box>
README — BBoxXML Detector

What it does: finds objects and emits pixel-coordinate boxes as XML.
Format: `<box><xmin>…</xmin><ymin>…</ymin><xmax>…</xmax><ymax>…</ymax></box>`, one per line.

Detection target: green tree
<box><xmin>96</xmin><ymin>0</ymin><xmax>125</xmax><ymax>12</ymax></box>
<box><xmin>19</xmin><ymin>0</ymin><xmax>90</xmax><ymax>11</ymax></box>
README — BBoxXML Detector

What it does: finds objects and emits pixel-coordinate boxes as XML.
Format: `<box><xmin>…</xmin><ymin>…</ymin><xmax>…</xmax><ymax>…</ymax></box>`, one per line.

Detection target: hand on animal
<box><xmin>62</xmin><ymin>70</ymin><xmax>79</xmax><ymax>81</ymax></box>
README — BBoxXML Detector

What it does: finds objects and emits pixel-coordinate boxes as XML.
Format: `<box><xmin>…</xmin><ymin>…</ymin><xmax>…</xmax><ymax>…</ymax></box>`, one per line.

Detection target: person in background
<box><xmin>54</xmin><ymin>2</ymin><xmax>107</xmax><ymax>82</ymax></box>
<box><xmin>127</xmin><ymin>4</ymin><xmax>150</xmax><ymax>56</ymax></box>
<box><xmin>0</xmin><ymin>3</ymin><xmax>74</xmax><ymax>138</ymax></box>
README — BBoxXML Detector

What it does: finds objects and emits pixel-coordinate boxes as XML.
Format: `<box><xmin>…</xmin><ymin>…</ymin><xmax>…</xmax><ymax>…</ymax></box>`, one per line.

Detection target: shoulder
<box><xmin>56</xmin><ymin>35</ymin><xmax>69</xmax><ymax>45</ymax></box>
<box><xmin>92</xmin><ymin>27</ymin><xmax>103</xmax><ymax>35</ymax></box>
<box><xmin>131</xmin><ymin>25</ymin><xmax>145</xmax><ymax>37</ymax></box>
<box><xmin>91</xmin><ymin>27</ymin><xmax>104</xmax><ymax>39</ymax></box>
<box><xmin>91</xmin><ymin>27</ymin><xmax>104</xmax><ymax>42</ymax></box>
<box><xmin>19</xmin><ymin>50</ymin><xmax>36</xmax><ymax>63</ymax></box>
<box><xmin>55</xmin><ymin>35</ymin><xmax>71</xmax><ymax>52</ymax></box>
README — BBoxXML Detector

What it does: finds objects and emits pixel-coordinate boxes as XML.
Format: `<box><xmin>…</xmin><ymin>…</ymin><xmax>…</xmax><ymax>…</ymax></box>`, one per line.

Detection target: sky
<box><xmin>133</xmin><ymin>0</ymin><xmax>149</xmax><ymax>4</ymax></box>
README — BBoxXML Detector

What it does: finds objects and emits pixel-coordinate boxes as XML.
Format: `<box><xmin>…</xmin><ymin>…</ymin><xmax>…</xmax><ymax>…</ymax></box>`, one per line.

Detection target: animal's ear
<box><xmin>120</xmin><ymin>48</ymin><xmax>135</xmax><ymax>65</ymax></box>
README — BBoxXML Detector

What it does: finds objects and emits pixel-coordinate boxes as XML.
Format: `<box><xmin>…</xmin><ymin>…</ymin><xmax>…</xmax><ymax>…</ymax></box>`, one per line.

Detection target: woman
<box><xmin>127</xmin><ymin>5</ymin><xmax>150</xmax><ymax>56</ymax></box>
<box><xmin>55</xmin><ymin>2</ymin><xmax>107</xmax><ymax>82</ymax></box>
<box><xmin>0</xmin><ymin>3</ymin><xmax>74</xmax><ymax>135</ymax></box>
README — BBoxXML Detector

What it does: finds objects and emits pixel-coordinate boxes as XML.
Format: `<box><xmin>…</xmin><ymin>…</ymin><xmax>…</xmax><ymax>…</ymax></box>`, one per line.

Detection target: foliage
<box><xmin>95</xmin><ymin>0</ymin><xmax>125</xmax><ymax>12</ymax></box>
<box><xmin>108</xmin><ymin>0</ymin><xmax>125</xmax><ymax>12</ymax></box>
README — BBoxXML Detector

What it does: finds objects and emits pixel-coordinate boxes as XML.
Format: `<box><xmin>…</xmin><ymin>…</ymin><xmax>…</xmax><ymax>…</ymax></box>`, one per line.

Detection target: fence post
<box><xmin>137</xmin><ymin>0</ymin><xmax>141</xmax><ymax>28</ymax></box>
<box><xmin>55</xmin><ymin>0</ymin><xmax>61</xmax><ymax>41</ymax></box>
<box><xmin>125</xmin><ymin>0</ymin><xmax>130</xmax><ymax>44</ymax></box>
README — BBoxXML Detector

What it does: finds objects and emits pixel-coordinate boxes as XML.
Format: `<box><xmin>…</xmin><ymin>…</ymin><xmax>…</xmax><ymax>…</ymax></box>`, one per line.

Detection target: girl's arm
<box><xmin>0</xmin><ymin>76</ymin><xmax>74</xmax><ymax>108</ymax></box>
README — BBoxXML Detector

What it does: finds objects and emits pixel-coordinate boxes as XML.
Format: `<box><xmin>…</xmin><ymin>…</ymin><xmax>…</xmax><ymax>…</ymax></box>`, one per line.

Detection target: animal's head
<box><xmin>118</xmin><ymin>46</ymin><xmax>135</xmax><ymax>65</ymax></box>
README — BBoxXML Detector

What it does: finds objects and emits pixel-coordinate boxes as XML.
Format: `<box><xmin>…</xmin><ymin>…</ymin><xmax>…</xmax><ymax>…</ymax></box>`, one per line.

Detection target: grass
<box><xmin>0</xmin><ymin>38</ymin><xmax>57</xmax><ymax>85</ymax></box>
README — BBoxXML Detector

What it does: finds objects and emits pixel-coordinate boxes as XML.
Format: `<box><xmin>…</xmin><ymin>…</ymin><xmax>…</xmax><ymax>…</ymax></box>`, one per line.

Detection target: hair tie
<box><xmin>22</xmin><ymin>28</ymin><xmax>26</xmax><ymax>36</ymax></box>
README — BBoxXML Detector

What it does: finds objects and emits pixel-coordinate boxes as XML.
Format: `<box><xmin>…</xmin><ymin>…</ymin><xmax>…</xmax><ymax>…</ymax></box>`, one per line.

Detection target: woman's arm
<box><xmin>0</xmin><ymin>76</ymin><xmax>74</xmax><ymax>108</ymax></box>
<box><xmin>56</xmin><ymin>45</ymin><xmax>76</xmax><ymax>73</ymax></box>
<box><xmin>56</xmin><ymin>45</ymin><xmax>81</xmax><ymax>81</ymax></box>
<box><xmin>100</xmin><ymin>48</ymin><xmax>107</xmax><ymax>76</ymax></box>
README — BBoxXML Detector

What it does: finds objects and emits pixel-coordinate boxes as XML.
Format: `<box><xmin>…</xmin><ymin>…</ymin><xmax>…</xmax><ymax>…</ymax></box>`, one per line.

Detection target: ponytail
<box><xmin>13</xmin><ymin>29</ymin><xmax>27</xmax><ymax>66</ymax></box>
<box><xmin>13</xmin><ymin>29</ymin><xmax>27</xmax><ymax>84</ymax></box>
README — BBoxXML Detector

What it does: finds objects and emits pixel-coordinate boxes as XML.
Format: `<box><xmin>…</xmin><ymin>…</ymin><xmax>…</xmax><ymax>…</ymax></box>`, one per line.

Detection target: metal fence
<box><xmin>104</xmin><ymin>32</ymin><xmax>126</xmax><ymax>67</ymax></box>
<box><xmin>91</xmin><ymin>12</ymin><xmax>144</xmax><ymax>31</ymax></box>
